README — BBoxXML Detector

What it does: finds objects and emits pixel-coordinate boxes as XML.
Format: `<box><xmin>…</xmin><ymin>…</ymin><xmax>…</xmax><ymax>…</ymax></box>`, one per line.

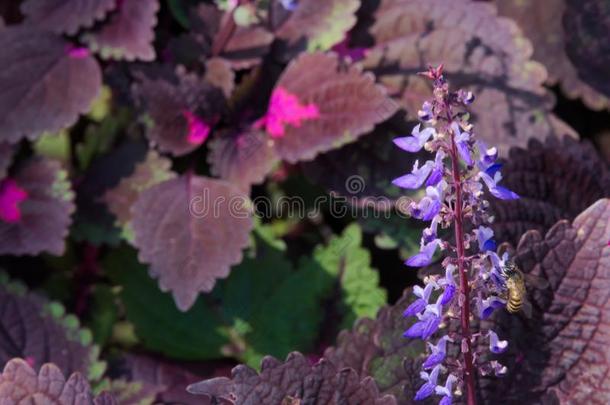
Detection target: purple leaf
<box><xmin>208</xmin><ymin>129</ymin><xmax>279</xmax><ymax>192</ymax></box>
<box><xmin>269</xmin><ymin>51</ymin><xmax>398</xmax><ymax>163</ymax></box>
<box><xmin>21</xmin><ymin>0</ymin><xmax>117</xmax><ymax>35</ymax></box>
<box><xmin>222</xmin><ymin>25</ymin><xmax>274</xmax><ymax>70</ymax></box>
<box><xmin>132</xmin><ymin>68</ymin><xmax>224</xmax><ymax>156</ymax></box>
<box><xmin>495</xmin><ymin>0</ymin><xmax>610</xmax><ymax>109</ymax></box>
<box><xmin>0</xmin><ymin>359</ymin><xmax>115</xmax><ymax>404</ymax></box>
<box><xmin>131</xmin><ymin>175</ymin><xmax>253</xmax><ymax>311</ymax></box>
<box><xmin>0</xmin><ymin>27</ymin><xmax>101</xmax><ymax>143</ymax></box>
<box><xmin>103</xmin><ymin>151</ymin><xmax>176</xmax><ymax>241</ymax></box>
<box><xmin>188</xmin><ymin>352</ymin><xmax>397</xmax><ymax>404</ymax></box>
<box><xmin>81</xmin><ymin>0</ymin><xmax>159</xmax><ymax>61</ymax></box>
<box><xmin>0</xmin><ymin>275</ymin><xmax>104</xmax><ymax>380</ymax></box>
<box><xmin>0</xmin><ymin>158</ymin><xmax>75</xmax><ymax>256</ymax></box>
<box><xmin>472</xmin><ymin>199</ymin><xmax>610</xmax><ymax>403</ymax></box>
<box><xmin>204</xmin><ymin>57</ymin><xmax>235</xmax><ymax>99</ymax></box>
<box><xmin>275</xmin><ymin>0</ymin><xmax>360</xmax><ymax>52</ymax></box>
<box><xmin>363</xmin><ymin>0</ymin><xmax>577</xmax><ymax>156</ymax></box>
<box><xmin>490</xmin><ymin>136</ymin><xmax>610</xmax><ymax>245</ymax></box>
<box><xmin>0</xmin><ymin>143</ymin><xmax>13</xmax><ymax>177</ymax></box>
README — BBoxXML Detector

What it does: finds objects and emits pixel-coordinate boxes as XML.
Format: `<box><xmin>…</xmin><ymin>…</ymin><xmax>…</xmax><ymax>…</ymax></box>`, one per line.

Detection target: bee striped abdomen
<box><xmin>506</xmin><ymin>288</ymin><xmax>523</xmax><ymax>313</ymax></box>
<box><xmin>504</xmin><ymin>269</ymin><xmax>526</xmax><ymax>314</ymax></box>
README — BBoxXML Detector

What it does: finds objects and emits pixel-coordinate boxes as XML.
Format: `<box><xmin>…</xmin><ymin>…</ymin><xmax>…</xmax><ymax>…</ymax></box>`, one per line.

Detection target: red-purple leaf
<box><xmin>275</xmin><ymin>0</ymin><xmax>360</xmax><ymax>52</ymax></box>
<box><xmin>490</xmin><ymin>136</ymin><xmax>610</xmax><ymax>245</ymax></box>
<box><xmin>81</xmin><ymin>0</ymin><xmax>159</xmax><ymax>61</ymax></box>
<box><xmin>0</xmin><ymin>27</ymin><xmax>101</xmax><ymax>144</ymax></box>
<box><xmin>363</xmin><ymin>0</ymin><xmax>577</xmax><ymax>155</ymax></box>
<box><xmin>476</xmin><ymin>199</ymin><xmax>610</xmax><ymax>403</ymax></box>
<box><xmin>0</xmin><ymin>275</ymin><xmax>104</xmax><ymax>380</ymax></box>
<box><xmin>188</xmin><ymin>352</ymin><xmax>397</xmax><ymax>405</ymax></box>
<box><xmin>103</xmin><ymin>151</ymin><xmax>176</xmax><ymax>242</ymax></box>
<box><xmin>208</xmin><ymin>129</ymin><xmax>279</xmax><ymax>192</ymax></box>
<box><xmin>204</xmin><ymin>57</ymin><xmax>235</xmax><ymax>99</ymax></box>
<box><xmin>132</xmin><ymin>68</ymin><xmax>224</xmax><ymax>156</ymax></box>
<box><xmin>323</xmin><ymin>290</ymin><xmax>425</xmax><ymax>404</ymax></box>
<box><xmin>223</xmin><ymin>25</ymin><xmax>274</xmax><ymax>70</ymax></box>
<box><xmin>0</xmin><ymin>359</ymin><xmax>114</xmax><ymax>404</ymax></box>
<box><xmin>21</xmin><ymin>0</ymin><xmax>117</xmax><ymax>35</ymax></box>
<box><xmin>264</xmin><ymin>51</ymin><xmax>398</xmax><ymax>163</ymax></box>
<box><xmin>0</xmin><ymin>158</ymin><xmax>75</xmax><ymax>256</ymax></box>
<box><xmin>494</xmin><ymin>0</ymin><xmax>610</xmax><ymax>110</ymax></box>
<box><xmin>131</xmin><ymin>175</ymin><xmax>253</xmax><ymax>311</ymax></box>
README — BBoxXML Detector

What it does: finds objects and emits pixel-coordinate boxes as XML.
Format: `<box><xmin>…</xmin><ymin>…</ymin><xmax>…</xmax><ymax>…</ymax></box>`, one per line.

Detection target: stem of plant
<box><xmin>449</xmin><ymin>129</ymin><xmax>477</xmax><ymax>405</ymax></box>
<box><xmin>211</xmin><ymin>0</ymin><xmax>247</xmax><ymax>56</ymax></box>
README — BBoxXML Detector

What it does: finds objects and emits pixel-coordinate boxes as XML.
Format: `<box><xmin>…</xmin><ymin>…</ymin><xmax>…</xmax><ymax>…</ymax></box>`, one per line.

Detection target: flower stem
<box><xmin>449</xmin><ymin>129</ymin><xmax>477</xmax><ymax>405</ymax></box>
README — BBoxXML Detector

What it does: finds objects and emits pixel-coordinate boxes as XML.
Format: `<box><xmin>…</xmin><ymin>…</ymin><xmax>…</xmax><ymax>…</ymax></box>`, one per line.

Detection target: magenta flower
<box><xmin>0</xmin><ymin>178</ymin><xmax>28</xmax><ymax>223</ymax></box>
<box><xmin>65</xmin><ymin>45</ymin><xmax>90</xmax><ymax>59</ymax></box>
<box><xmin>183</xmin><ymin>110</ymin><xmax>211</xmax><ymax>145</ymax></box>
<box><xmin>254</xmin><ymin>87</ymin><xmax>320</xmax><ymax>138</ymax></box>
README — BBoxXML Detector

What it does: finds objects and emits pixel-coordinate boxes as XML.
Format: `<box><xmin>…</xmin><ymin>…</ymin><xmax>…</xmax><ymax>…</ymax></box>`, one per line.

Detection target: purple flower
<box><xmin>418</xmin><ymin>101</ymin><xmax>434</xmax><ymax>122</ymax></box>
<box><xmin>426</xmin><ymin>150</ymin><xmax>446</xmax><ymax>187</ymax></box>
<box><xmin>435</xmin><ymin>373</ymin><xmax>457</xmax><ymax>405</ymax></box>
<box><xmin>451</xmin><ymin>122</ymin><xmax>473</xmax><ymax>166</ymax></box>
<box><xmin>477</xmin><ymin>141</ymin><xmax>498</xmax><ymax>170</ymax></box>
<box><xmin>411</xmin><ymin>181</ymin><xmax>445</xmax><ymax>221</ymax></box>
<box><xmin>479</xmin><ymin>171</ymin><xmax>519</xmax><ymax>200</ymax></box>
<box><xmin>406</xmin><ymin>239</ymin><xmax>440</xmax><ymax>267</ymax></box>
<box><xmin>423</xmin><ymin>336</ymin><xmax>449</xmax><ymax>369</ymax></box>
<box><xmin>475</xmin><ymin>226</ymin><xmax>496</xmax><ymax>252</ymax></box>
<box><xmin>414</xmin><ymin>365</ymin><xmax>441</xmax><ymax>401</ymax></box>
<box><xmin>280</xmin><ymin>0</ymin><xmax>298</xmax><ymax>10</ymax></box>
<box><xmin>477</xmin><ymin>295</ymin><xmax>506</xmax><ymax>320</ymax></box>
<box><xmin>405</xmin><ymin>296</ymin><xmax>443</xmax><ymax>339</ymax></box>
<box><xmin>439</xmin><ymin>265</ymin><xmax>457</xmax><ymax>305</ymax></box>
<box><xmin>404</xmin><ymin>283</ymin><xmax>436</xmax><ymax>317</ymax></box>
<box><xmin>422</xmin><ymin>216</ymin><xmax>440</xmax><ymax>243</ymax></box>
<box><xmin>393</xmin><ymin>160</ymin><xmax>434</xmax><ymax>189</ymax></box>
<box><xmin>489</xmin><ymin>330</ymin><xmax>508</xmax><ymax>354</ymax></box>
<box><xmin>393</xmin><ymin>124</ymin><xmax>436</xmax><ymax>153</ymax></box>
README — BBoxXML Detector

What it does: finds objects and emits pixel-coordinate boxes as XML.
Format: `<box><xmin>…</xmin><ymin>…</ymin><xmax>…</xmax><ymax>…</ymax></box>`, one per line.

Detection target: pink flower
<box><xmin>0</xmin><ymin>178</ymin><xmax>28</xmax><ymax>223</ymax></box>
<box><xmin>183</xmin><ymin>110</ymin><xmax>211</xmax><ymax>145</ymax></box>
<box><xmin>254</xmin><ymin>87</ymin><xmax>320</xmax><ymax>138</ymax></box>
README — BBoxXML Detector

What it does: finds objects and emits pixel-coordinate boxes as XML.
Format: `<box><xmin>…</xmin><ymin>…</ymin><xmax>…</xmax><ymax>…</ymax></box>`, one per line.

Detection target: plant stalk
<box><xmin>449</xmin><ymin>129</ymin><xmax>477</xmax><ymax>405</ymax></box>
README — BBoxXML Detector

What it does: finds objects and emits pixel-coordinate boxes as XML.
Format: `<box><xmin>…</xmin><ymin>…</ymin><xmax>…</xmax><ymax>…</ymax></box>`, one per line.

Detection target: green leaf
<box><xmin>33</xmin><ymin>130</ymin><xmax>70</xmax><ymax>164</ymax></box>
<box><xmin>87</xmin><ymin>285</ymin><xmax>118</xmax><ymax>347</ymax></box>
<box><xmin>104</xmin><ymin>246</ymin><xmax>228</xmax><ymax>360</ymax></box>
<box><xmin>311</xmin><ymin>223</ymin><xmax>387</xmax><ymax>329</ymax></box>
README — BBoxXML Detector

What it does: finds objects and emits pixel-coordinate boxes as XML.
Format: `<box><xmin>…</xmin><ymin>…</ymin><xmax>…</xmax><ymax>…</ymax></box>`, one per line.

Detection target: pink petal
<box><xmin>258</xmin><ymin>87</ymin><xmax>320</xmax><ymax>139</ymax></box>
<box><xmin>183</xmin><ymin>110</ymin><xmax>211</xmax><ymax>145</ymax></box>
<box><xmin>66</xmin><ymin>45</ymin><xmax>90</xmax><ymax>59</ymax></box>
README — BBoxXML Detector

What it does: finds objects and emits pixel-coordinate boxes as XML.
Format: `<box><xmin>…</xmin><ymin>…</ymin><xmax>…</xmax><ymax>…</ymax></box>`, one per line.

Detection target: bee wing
<box><xmin>524</xmin><ymin>273</ymin><xmax>550</xmax><ymax>290</ymax></box>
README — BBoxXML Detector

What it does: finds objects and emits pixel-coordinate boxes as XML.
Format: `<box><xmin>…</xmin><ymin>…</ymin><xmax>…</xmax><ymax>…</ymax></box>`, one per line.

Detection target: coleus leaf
<box><xmin>0</xmin><ymin>27</ymin><xmax>102</xmax><ymax>144</ymax></box>
<box><xmin>268</xmin><ymin>52</ymin><xmax>397</xmax><ymax>163</ymax></box>
<box><xmin>494</xmin><ymin>0</ymin><xmax>610</xmax><ymax>110</ymax></box>
<box><xmin>72</xmin><ymin>141</ymin><xmax>148</xmax><ymax>246</ymax></box>
<box><xmin>130</xmin><ymin>174</ymin><xmax>254</xmax><ymax>311</ymax></box>
<box><xmin>323</xmin><ymin>289</ymin><xmax>425</xmax><ymax>404</ymax></box>
<box><xmin>0</xmin><ymin>274</ymin><xmax>105</xmax><ymax>380</ymax></box>
<box><xmin>275</xmin><ymin>0</ymin><xmax>360</xmax><ymax>53</ymax></box>
<box><xmin>205</xmin><ymin>57</ymin><xmax>235</xmax><ymax>99</ymax></box>
<box><xmin>0</xmin><ymin>359</ymin><xmax>115</xmax><ymax>404</ymax></box>
<box><xmin>0</xmin><ymin>157</ymin><xmax>75</xmax><ymax>256</ymax></box>
<box><xmin>475</xmin><ymin>199</ymin><xmax>610</xmax><ymax>403</ymax></box>
<box><xmin>103</xmin><ymin>150</ymin><xmax>176</xmax><ymax>242</ymax></box>
<box><xmin>209</xmin><ymin>52</ymin><xmax>397</xmax><ymax>190</ymax></box>
<box><xmin>132</xmin><ymin>67</ymin><xmax>225</xmax><ymax>156</ymax></box>
<box><xmin>188</xmin><ymin>352</ymin><xmax>397</xmax><ymax>405</ymax></box>
<box><xmin>363</xmin><ymin>0</ymin><xmax>577</xmax><ymax>155</ymax></box>
<box><xmin>81</xmin><ymin>0</ymin><xmax>159</xmax><ymax>61</ymax></box>
<box><xmin>490</xmin><ymin>136</ymin><xmax>610</xmax><ymax>246</ymax></box>
<box><xmin>563</xmin><ymin>0</ymin><xmax>610</xmax><ymax>100</ymax></box>
<box><xmin>21</xmin><ymin>0</ymin><xmax>117</xmax><ymax>35</ymax></box>
<box><xmin>109</xmin><ymin>354</ymin><xmax>211</xmax><ymax>405</ymax></box>
<box><xmin>189</xmin><ymin>3</ymin><xmax>274</xmax><ymax>70</ymax></box>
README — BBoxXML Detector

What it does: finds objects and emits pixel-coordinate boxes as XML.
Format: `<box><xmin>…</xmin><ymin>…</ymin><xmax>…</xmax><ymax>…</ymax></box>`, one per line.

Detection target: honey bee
<box><xmin>500</xmin><ymin>261</ymin><xmax>549</xmax><ymax>318</ymax></box>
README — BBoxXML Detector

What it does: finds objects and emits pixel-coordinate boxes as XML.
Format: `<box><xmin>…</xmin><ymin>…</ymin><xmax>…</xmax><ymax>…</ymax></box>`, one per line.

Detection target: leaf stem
<box><xmin>211</xmin><ymin>0</ymin><xmax>247</xmax><ymax>56</ymax></box>
<box><xmin>449</xmin><ymin>127</ymin><xmax>477</xmax><ymax>405</ymax></box>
